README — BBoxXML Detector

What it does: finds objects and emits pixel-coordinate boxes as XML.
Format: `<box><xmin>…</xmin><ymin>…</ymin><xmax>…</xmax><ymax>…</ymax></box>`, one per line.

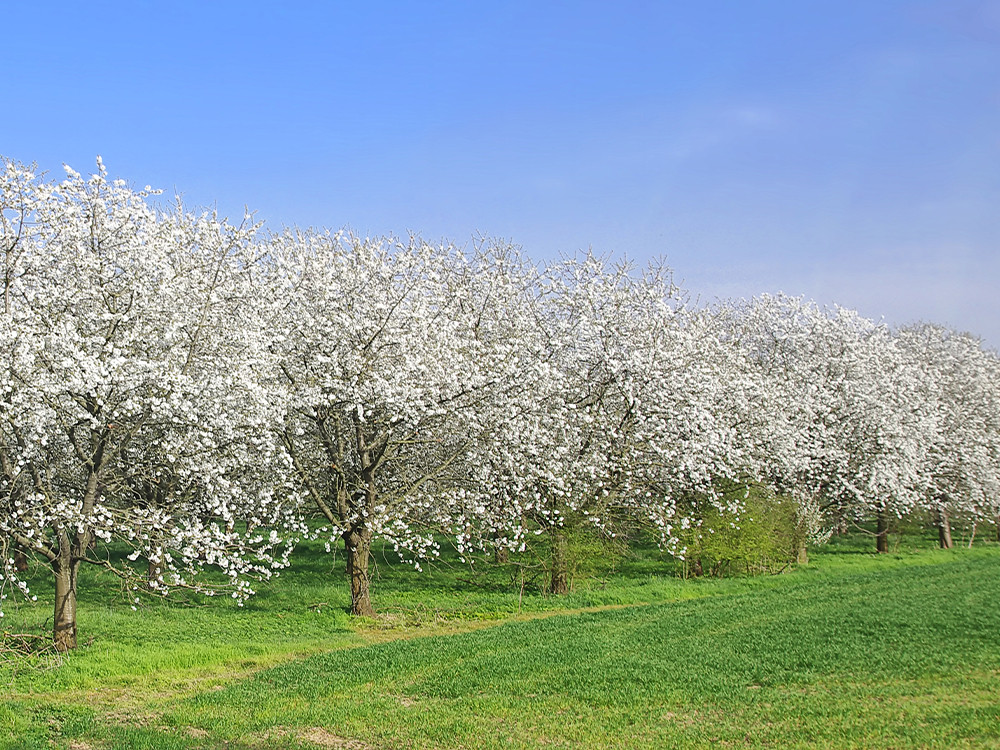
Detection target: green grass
<box><xmin>3</xmin><ymin>532</ymin><xmax>999</xmax><ymax>749</ymax></box>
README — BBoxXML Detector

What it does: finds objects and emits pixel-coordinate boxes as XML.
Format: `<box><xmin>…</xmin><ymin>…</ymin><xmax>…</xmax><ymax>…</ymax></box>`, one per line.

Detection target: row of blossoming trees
<box><xmin>1</xmin><ymin>159</ymin><xmax>998</xmax><ymax>650</ymax></box>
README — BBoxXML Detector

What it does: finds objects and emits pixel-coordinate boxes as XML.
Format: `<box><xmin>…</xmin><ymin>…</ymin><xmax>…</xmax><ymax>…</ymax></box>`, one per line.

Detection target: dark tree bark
<box><xmin>876</xmin><ymin>508</ymin><xmax>890</xmax><ymax>554</ymax></box>
<box><xmin>548</xmin><ymin>530</ymin><xmax>569</xmax><ymax>595</ymax></box>
<box><xmin>286</xmin><ymin>411</ymin><xmax>385</xmax><ymax>618</ymax></box>
<box><xmin>344</xmin><ymin>528</ymin><xmax>374</xmax><ymax>617</ymax></box>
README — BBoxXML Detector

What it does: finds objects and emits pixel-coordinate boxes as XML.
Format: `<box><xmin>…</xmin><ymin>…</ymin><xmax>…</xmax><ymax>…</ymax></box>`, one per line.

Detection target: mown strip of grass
<box><xmin>11</xmin><ymin>544</ymin><xmax>991</xmax><ymax>750</ymax></box>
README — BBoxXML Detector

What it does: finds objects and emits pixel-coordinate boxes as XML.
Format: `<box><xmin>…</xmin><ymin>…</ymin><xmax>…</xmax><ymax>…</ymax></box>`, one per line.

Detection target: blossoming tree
<box><xmin>721</xmin><ymin>294</ymin><xmax>931</xmax><ymax>552</ymax></box>
<box><xmin>269</xmin><ymin>230</ymin><xmax>496</xmax><ymax>615</ymax></box>
<box><xmin>462</xmin><ymin>255</ymin><xmax>755</xmax><ymax>589</ymax></box>
<box><xmin>0</xmin><ymin>159</ymin><xmax>296</xmax><ymax>650</ymax></box>
<box><xmin>896</xmin><ymin>323</ymin><xmax>1000</xmax><ymax>546</ymax></box>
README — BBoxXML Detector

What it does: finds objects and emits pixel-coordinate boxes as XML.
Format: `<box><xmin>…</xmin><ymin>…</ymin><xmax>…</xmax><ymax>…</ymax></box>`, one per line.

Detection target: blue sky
<box><xmin>3</xmin><ymin>1</ymin><xmax>998</xmax><ymax>346</ymax></box>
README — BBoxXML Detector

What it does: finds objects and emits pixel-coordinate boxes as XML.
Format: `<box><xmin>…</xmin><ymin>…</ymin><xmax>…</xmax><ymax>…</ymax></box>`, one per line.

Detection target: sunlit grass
<box><xmin>160</xmin><ymin>546</ymin><xmax>1000</xmax><ymax>749</ymax></box>
<box><xmin>3</xmin><ymin>531</ymin><xmax>999</xmax><ymax>749</ymax></box>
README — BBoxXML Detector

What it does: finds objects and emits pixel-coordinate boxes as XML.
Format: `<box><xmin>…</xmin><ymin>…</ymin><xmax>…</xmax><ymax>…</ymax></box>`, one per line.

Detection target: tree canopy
<box><xmin>2</xmin><ymin>157</ymin><xmax>997</xmax><ymax>646</ymax></box>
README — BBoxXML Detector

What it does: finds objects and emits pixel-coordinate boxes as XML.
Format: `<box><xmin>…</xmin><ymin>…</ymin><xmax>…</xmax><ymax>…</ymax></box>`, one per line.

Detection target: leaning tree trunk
<box><xmin>49</xmin><ymin>434</ymin><xmax>106</xmax><ymax>651</ymax></box>
<box><xmin>548</xmin><ymin>530</ymin><xmax>570</xmax><ymax>595</ymax></box>
<box><xmin>935</xmin><ymin>507</ymin><xmax>953</xmax><ymax>549</ymax></box>
<box><xmin>52</xmin><ymin>548</ymin><xmax>81</xmax><ymax>652</ymax></box>
<box><xmin>344</xmin><ymin>527</ymin><xmax>375</xmax><ymax>617</ymax></box>
<box><xmin>876</xmin><ymin>508</ymin><xmax>890</xmax><ymax>554</ymax></box>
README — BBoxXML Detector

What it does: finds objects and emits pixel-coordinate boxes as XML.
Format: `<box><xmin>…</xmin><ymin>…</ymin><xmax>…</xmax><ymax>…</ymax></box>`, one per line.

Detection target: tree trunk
<box><xmin>876</xmin><ymin>508</ymin><xmax>890</xmax><ymax>554</ymax></box>
<box><xmin>795</xmin><ymin>537</ymin><xmax>809</xmax><ymax>564</ymax></box>
<box><xmin>344</xmin><ymin>528</ymin><xmax>375</xmax><ymax>617</ymax></box>
<box><xmin>794</xmin><ymin>513</ymin><xmax>809</xmax><ymax>564</ymax></box>
<box><xmin>936</xmin><ymin>508</ymin><xmax>953</xmax><ymax>549</ymax></box>
<box><xmin>548</xmin><ymin>530</ymin><xmax>569</xmax><ymax>595</ymax></box>
<box><xmin>494</xmin><ymin>545</ymin><xmax>509</xmax><ymax>565</ymax></box>
<box><xmin>13</xmin><ymin>546</ymin><xmax>28</xmax><ymax>572</ymax></box>
<box><xmin>53</xmin><ymin>553</ymin><xmax>81</xmax><ymax>652</ymax></box>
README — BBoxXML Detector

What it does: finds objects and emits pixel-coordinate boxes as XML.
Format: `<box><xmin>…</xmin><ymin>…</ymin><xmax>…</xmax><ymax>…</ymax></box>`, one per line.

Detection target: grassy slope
<box><xmin>2</xmin><ymin>535</ymin><xmax>999</xmax><ymax>749</ymax></box>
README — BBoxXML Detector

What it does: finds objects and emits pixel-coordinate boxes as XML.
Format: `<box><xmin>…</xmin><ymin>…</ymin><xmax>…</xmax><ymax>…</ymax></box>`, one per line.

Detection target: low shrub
<box><xmin>677</xmin><ymin>484</ymin><xmax>804</xmax><ymax>577</ymax></box>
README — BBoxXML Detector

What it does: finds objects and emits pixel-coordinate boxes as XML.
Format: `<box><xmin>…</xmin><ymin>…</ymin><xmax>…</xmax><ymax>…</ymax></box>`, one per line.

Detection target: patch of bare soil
<box><xmin>353</xmin><ymin>601</ymin><xmax>645</xmax><ymax>647</ymax></box>
<box><xmin>259</xmin><ymin>726</ymin><xmax>377</xmax><ymax>749</ymax></box>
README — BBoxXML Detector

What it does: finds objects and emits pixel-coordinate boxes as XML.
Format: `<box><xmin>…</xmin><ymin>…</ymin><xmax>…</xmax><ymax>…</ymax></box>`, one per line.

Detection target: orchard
<box><xmin>2</xmin><ymin>157</ymin><xmax>998</xmax><ymax>651</ymax></box>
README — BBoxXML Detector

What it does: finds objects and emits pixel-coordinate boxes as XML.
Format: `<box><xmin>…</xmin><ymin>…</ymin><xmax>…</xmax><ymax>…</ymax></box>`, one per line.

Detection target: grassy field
<box><xmin>2</xmin><ymin>531</ymin><xmax>999</xmax><ymax>749</ymax></box>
